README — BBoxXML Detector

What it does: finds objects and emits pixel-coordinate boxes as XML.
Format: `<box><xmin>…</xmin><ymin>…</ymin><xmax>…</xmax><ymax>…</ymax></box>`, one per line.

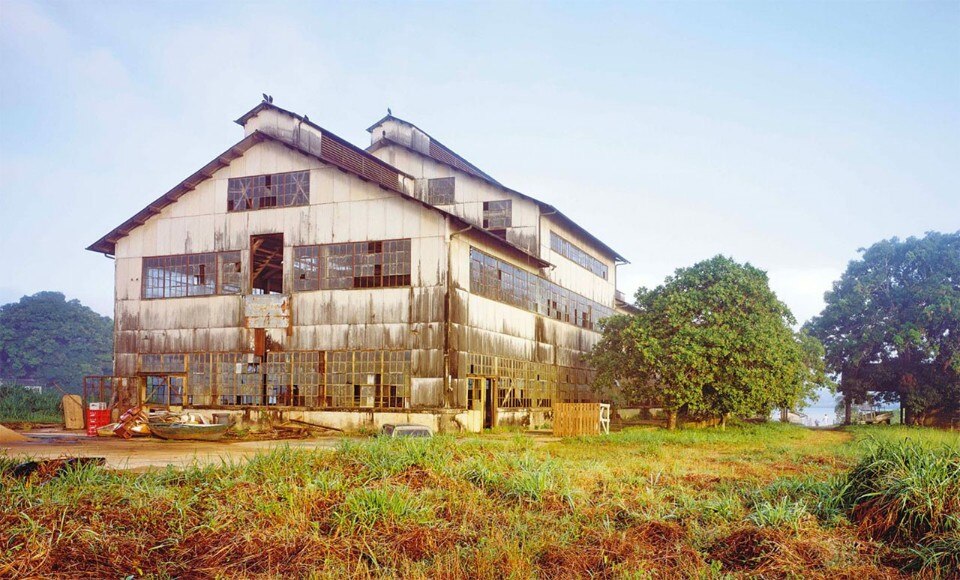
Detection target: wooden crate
<box><xmin>554</xmin><ymin>403</ymin><xmax>610</xmax><ymax>437</ymax></box>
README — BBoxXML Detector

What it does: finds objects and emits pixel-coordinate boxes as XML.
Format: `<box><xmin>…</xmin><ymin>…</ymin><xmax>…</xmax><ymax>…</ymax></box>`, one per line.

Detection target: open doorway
<box><xmin>250</xmin><ymin>233</ymin><xmax>284</xmax><ymax>294</ymax></box>
<box><xmin>485</xmin><ymin>378</ymin><xmax>496</xmax><ymax>428</ymax></box>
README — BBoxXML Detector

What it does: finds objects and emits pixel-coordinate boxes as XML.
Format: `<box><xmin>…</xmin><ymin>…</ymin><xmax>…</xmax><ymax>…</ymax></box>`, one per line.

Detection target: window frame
<box><xmin>227</xmin><ymin>170</ymin><xmax>310</xmax><ymax>213</ymax></box>
<box><xmin>293</xmin><ymin>238</ymin><xmax>412</xmax><ymax>292</ymax></box>
<box><xmin>142</xmin><ymin>251</ymin><xmax>245</xmax><ymax>299</ymax></box>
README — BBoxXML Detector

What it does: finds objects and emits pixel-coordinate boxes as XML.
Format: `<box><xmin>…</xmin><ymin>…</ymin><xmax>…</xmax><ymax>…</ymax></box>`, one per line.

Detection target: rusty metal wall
<box><xmin>113</xmin><ymin>136</ymin><xmax>449</xmax><ymax>406</ymax></box>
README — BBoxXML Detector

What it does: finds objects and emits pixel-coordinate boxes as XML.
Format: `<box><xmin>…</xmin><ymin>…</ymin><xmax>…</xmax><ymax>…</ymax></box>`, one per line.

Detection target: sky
<box><xmin>0</xmin><ymin>0</ymin><xmax>958</xmax><ymax>325</ymax></box>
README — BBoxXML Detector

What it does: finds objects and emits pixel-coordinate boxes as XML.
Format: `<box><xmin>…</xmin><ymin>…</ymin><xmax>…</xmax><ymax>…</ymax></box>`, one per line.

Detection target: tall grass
<box><xmin>838</xmin><ymin>437</ymin><xmax>960</xmax><ymax>574</ymax></box>
<box><xmin>2</xmin><ymin>423</ymin><xmax>956</xmax><ymax>578</ymax></box>
<box><xmin>0</xmin><ymin>385</ymin><xmax>62</xmax><ymax>423</ymax></box>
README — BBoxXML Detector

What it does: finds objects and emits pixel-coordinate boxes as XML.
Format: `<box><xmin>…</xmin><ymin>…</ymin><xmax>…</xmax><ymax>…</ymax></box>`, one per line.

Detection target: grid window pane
<box><xmin>143</xmin><ymin>252</ymin><xmax>243</xmax><ymax>299</ymax></box>
<box><xmin>228</xmin><ymin>170</ymin><xmax>310</xmax><ymax>212</ymax></box>
<box><xmin>468</xmin><ymin>247</ymin><xmax>613</xmax><ymax>330</ymax></box>
<box><xmin>427</xmin><ymin>177</ymin><xmax>455</xmax><ymax>205</ymax></box>
<box><xmin>218</xmin><ymin>252</ymin><xmax>243</xmax><ymax>294</ymax></box>
<box><xmin>292</xmin><ymin>239</ymin><xmax>411</xmax><ymax>291</ymax></box>
<box><xmin>482</xmin><ymin>199</ymin><xmax>512</xmax><ymax>229</ymax></box>
<box><xmin>550</xmin><ymin>232</ymin><xmax>608</xmax><ymax>279</ymax></box>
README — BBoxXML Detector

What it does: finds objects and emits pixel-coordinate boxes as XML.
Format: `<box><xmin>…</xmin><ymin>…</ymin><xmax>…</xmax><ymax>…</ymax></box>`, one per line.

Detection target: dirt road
<box><xmin>1</xmin><ymin>430</ymin><xmax>349</xmax><ymax>470</ymax></box>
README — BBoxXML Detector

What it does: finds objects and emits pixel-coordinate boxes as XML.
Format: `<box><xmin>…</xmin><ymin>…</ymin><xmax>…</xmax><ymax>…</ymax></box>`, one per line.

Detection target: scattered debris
<box><xmin>10</xmin><ymin>457</ymin><xmax>106</xmax><ymax>481</ymax></box>
<box><xmin>289</xmin><ymin>418</ymin><xmax>344</xmax><ymax>432</ymax></box>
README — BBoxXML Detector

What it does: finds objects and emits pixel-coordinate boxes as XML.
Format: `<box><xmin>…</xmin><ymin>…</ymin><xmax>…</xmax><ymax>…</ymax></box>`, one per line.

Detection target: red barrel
<box><xmin>86</xmin><ymin>405</ymin><xmax>112</xmax><ymax>437</ymax></box>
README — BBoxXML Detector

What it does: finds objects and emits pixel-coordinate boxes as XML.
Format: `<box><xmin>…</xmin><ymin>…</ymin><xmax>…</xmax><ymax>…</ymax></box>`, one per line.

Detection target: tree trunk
<box><xmin>720</xmin><ymin>412</ymin><xmax>730</xmax><ymax>430</ymax></box>
<box><xmin>666</xmin><ymin>409</ymin><xmax>678</xmax><ymax>430</ymax></box>
<box><xmin>844</xmin><ymin>396</ymin><xmax>852</xmax><ymax>425</ymax></box>
<box><xmin>780</xmin><ymin>407</ymin><xmax>789</xmax><ymax>423</ymax></box>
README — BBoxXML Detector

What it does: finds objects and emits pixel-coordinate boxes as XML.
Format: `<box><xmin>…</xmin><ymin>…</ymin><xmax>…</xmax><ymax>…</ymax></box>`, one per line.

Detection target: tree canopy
<box><xmin>806</xmin><ymin>232</ymin><xmax>960</xmax><ymax>424</ymax></box>
<box><xmin>0</xmin><ymin>292</ymin><xmax>113</xmax><ymax>392</ymax></box>
<box><xmin>590</xmin><ymin>256</ymin><xmax>827</xmax><ymax>428</ymax></box>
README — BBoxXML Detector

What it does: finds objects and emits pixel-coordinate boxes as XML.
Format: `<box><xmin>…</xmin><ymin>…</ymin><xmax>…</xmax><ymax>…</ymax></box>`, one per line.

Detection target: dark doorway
<box><xmin>484</xmin><ymin>378</ymin><xmax>496</xmax><ymax>429</ymax></box>
<box><xmin>250</xmin><ymin>233</ymin><xmax>284</xmax><ymax>294</ymax></box>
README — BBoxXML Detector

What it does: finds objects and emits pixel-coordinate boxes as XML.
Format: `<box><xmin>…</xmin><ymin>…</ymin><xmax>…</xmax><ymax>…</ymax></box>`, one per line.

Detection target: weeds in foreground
<box><xmin>1</xmin><ymin>423</ymin><xmax>956</xmax><ymax>578</ymax></box>
<box><xmin>838</xmin><ymin>436</ymin><xmax>960</xmax><ymax>574</ymax></box>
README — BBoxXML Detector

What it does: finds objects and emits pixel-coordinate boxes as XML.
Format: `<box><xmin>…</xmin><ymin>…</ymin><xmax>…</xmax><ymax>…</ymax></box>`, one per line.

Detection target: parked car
<box><xmin>380</xmin><ymin>423</ymin><xmax>432</xmax><ymax>438</ymax></box>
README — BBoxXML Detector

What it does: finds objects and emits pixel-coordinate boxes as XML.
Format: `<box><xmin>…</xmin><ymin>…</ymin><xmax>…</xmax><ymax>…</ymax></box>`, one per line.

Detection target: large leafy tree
<box><xmin>0</xmin><ymin>292</ymin><xmax>113</xmax><ymax>392</ymax></box>
<box><xmin>591</xmin><ymin>256</ymin><xmax>822</xmax><ymax>428</ymax></box>
<box><xmin>806</xmin><ymin>232</ymin><xmax>960</xmax><ymax>424</ymax></box>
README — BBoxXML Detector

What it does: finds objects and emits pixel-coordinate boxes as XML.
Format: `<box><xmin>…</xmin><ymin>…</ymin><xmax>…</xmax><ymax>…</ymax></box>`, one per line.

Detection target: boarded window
<box><xmin>469</xmin><ymin>247</ymin><xmax>613</xmax><ymax>330</ymax></box>
<box><xmin>482</xmin><ymin>200</ymin><xmax>512</xmax><ymax>229</ymax></box>
<box><xmin>550</xmin><ymin>232</ymin><xmax>608</xmax><ymax>279</ymax></box>
<box><xmin>143</xmin><ymin>252</ymin><xmax>242</xmax><ymax>299</ymax></box>
<box><xmin>427</xmin><ymin>177</ymin><xmax>455</xmax><ymax>205</ymax></box>
<box><xmin>227</xmin><ymin>170</ymin><xmax>309</xmax><ymax>212</ymax></box>
<box><xmin>293</xmin><ymin>239</ymin><xmax>411</xmax><ymax>291</ymax></box>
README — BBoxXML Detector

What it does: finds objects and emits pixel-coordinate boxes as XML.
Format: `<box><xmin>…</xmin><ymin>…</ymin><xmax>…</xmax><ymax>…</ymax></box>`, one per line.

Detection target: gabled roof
<box><xmin>87</xmin><ymin>105</ymin><xmax>551</xmax><ymax>270</ymax></box>
<box><xmin>87</xmin><ymin>130</ymin><xmax>269</xmax><ymax>255</ymax></box>
<box><xmin>367</xmin><ymin>114</ymin><xmax>503</xmax><ymax>186</ymax></box>
<box><xmin>366</xmin><ymin>116</ymin><xmax>628</xmax><ymax>264</ymax></box>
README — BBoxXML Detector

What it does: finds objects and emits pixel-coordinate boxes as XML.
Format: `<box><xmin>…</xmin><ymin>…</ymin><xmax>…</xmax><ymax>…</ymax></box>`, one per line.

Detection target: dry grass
<box><xmin>1</xmin><ymin>423</ymin><xmax>956</xmax><ymax>578</ymax></box>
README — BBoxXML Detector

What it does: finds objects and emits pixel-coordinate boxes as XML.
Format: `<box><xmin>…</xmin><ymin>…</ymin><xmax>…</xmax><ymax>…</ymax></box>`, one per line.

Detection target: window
<box><xmin>326</xmin><ymin>350</ymin><xmax>411</xmax><ymax>408</ymax></box>
<box><xmin>482</xmin><ymin>200</ymin><xmax>512</xmax><ymax>229</ymax></box>
<box><xmin>469</xmin><ymin>247</ymin><xmax>614</xmax><ymax>330</ymax></box>
<box><xmin>218</xmin><ymin>252</ymin><xmax>243</xmax><ymax>294</ymax></box>
<box><xmin>462</xmin><ymin>353</ymin><xmax>557</xmax><ymax>410</ymax></box>
<box><xmin>427</xmin><ymin>177</ymin><xmax>455</xmax><ymax>205</ymax></box>
<box><xmin>143</xmin><ymin>252</ymin><xmax>240</xmax><ymax>299</ymax></box>
<box><xmin>227</xmin><ymin>170</ymin><xmax>309</xmax><ymax>212</ymax></box>
<box><xmin>141</xmin><ymin>351</ymin><xmax>409</xmax><ymax>410</ymax></box>
<box><xmin>550</xmin><ymin>232</ymin><xmax>608</xmax><ymax>279</ymax></box>
<box><xmin>293</xmin><ymin>239</ymin><xmax>411</xmax><ymax>291</ymax></box>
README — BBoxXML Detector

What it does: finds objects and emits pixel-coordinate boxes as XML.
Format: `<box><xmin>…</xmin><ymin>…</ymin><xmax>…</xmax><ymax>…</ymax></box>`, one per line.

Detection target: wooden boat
<box><xmin>148</xmin><ymin>422</ymin><xmax>232</xmax><ymax>441</ymax></box>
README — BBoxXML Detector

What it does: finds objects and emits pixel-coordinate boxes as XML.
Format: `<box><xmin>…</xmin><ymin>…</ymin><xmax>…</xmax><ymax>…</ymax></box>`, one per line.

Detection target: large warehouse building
<box><xmin>87</xmin><ymin>98</ymin><xmax>632</xmax><ymax>432</ymax></box>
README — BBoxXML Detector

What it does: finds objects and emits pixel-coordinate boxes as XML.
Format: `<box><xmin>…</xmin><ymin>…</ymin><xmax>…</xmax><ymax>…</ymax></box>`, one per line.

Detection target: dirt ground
<box><xmin>0</xmin><ymin>428</ymin><xmax>350</xmax><ymax>470</ymax></box>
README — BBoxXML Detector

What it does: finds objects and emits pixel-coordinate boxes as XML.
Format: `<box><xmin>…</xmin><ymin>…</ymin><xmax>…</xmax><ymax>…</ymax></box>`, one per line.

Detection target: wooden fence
<box><xmin>554</xmin><ymin>403</ymin><xmax>611</xmax><ymax>437</ymax></box>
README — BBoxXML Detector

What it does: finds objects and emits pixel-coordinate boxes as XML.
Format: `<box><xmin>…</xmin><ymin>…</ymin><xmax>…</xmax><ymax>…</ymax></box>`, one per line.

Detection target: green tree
<box><xmin>806</xmin><ymin>232</ymin><xmax>960</xmax><ymax>425</ymax></box>
<box><xmin>591</xmin><ymin>256</ymin><xmax>819</xmax><ymax>429</ymax></box>
<box><xmin>0</xmin><ymin>292</ymin><xmax>113</xmax><ymax>392</ymax></box>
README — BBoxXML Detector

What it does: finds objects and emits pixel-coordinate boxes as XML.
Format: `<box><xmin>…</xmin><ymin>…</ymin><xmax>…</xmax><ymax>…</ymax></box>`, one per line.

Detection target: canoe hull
<box><xmin>149</xmin><ymin>422</ymin><xmax>232</xmax><ymax>441</ymax></box>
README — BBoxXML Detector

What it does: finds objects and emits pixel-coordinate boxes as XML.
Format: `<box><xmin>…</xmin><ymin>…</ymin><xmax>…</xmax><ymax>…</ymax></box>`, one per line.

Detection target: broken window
<box><xmin>462</xmin><ymin>353</ymin><xmax>557</xmax><ymax>410</ymax></box>
<box><xmin>293</xmin><ymin>239</ymin><xmax>411</xmax><ymax>291</ymax></box>
<box><xmin>145</xmin><ymin>376</ymin><xmax>184</xmax><ymax>407</ymax></box>
<box><xmin>550</xmin><ymin>232</ymin><xmax>608</xmax><ymax>279</ymax></box>
<box><xmin>468</xmin><ymin>247</ymin><xmax>614</xmax><ymax>330</ymax></box>
<box><xmin>250</xmin><ymin>234</ymin><xmax>284</xmax><ymax>294</ymax></box>
<box><xmin>218</xmin><ymin>251</ymin><xmax>243</xmax><ymax>294</ymax></box>
<box><xmin>482</xmin><ymin>200</ymin><xmax>512</xmax><ymax>229</ymax></box>
<box><xmin>325</xmin><ymin>350</ymin><xmax>411</xmax><ymax>408</ymax></box>
<box><xmin>227</xmin><ymin>170</ymin><xmax>309</xmax><ymax>212</ymax></box>
<box><xmin>143</xmin><ymin>252</ymin><xmax>240</xmax><ymax>299</ymax></box>
<box><xmin>427</xmin><ymin>177</ymin><xmax>455</xmax><ymax>205</ymax></box>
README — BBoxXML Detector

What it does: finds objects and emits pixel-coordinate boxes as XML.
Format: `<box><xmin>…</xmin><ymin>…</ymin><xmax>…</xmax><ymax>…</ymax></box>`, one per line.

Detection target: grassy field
<box><xmin>0</xmin><ymin>385</ymin><xmax>63</xmax><ymax>424</ymax></box>
<box><xmin>1</xmin><ymin>423</ymin><xmax>957</xmax><ymax>578</ymax></box>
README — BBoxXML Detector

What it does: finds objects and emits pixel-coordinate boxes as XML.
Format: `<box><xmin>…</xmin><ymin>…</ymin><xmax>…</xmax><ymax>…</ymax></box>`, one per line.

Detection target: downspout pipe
<box><xmin>444</xmin><ymin>222</ymin><xmax>474</xmax><ymax>410</ymax></box>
